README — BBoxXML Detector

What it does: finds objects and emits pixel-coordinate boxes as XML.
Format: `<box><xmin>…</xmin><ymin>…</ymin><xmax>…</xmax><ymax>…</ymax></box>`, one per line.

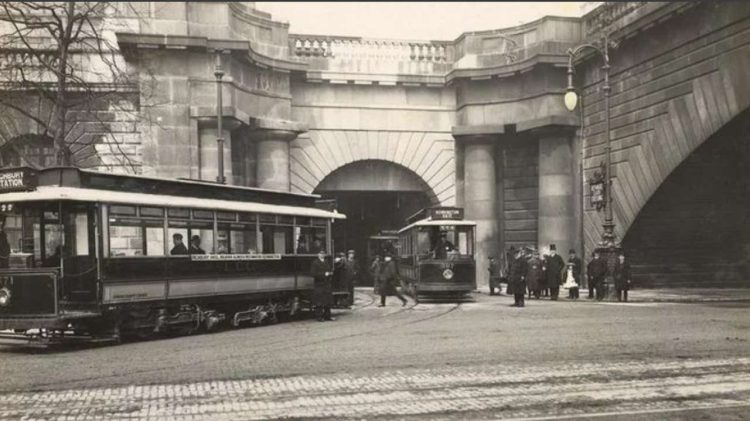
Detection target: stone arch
<box><xmin>621</xmin><ymin>107</ymin><xmax>750</xmax><ymax>287</ymax></box>
<box><xmin>584</xmin><ymin>45</ymin><xmax>750</xmax><ymax>249</ymax></box>
<box><xmin>314</xmin><ymin>159</ymin><xmax>441</xmax><ymax>206</ymax></box>
<box><xmin>289</xmin><ymin>129</ymin><xmax>456</xmax><ymax>205</ymax></box>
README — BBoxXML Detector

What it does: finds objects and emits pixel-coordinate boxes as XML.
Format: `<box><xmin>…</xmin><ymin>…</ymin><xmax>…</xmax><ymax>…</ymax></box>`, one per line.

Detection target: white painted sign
<box><xmin>190</xmin><ymin>254</ymin><xmax>282</xmax><ymax>261</ymax></box>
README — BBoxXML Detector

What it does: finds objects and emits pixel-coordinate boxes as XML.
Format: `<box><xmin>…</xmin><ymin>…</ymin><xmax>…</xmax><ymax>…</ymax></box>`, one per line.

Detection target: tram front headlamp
<box><xmin>0</xmin><ymin>288</ymin><xmax>10</xmax><ymax>307</ymax></box>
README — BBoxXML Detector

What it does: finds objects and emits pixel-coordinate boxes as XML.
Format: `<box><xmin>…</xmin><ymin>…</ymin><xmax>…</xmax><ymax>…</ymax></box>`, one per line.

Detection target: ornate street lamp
<box><xmin>565</xmin><ymin>35</ymin><xmax>621</xmax><ymax>298</ymax></box>
<box><xmin>214</xmin><ymin>52</ymin><xmax>226</xmax><ymax>184</ymax></box>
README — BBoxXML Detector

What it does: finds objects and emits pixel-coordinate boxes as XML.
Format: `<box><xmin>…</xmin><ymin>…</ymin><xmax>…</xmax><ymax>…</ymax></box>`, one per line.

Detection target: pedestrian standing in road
<box><xmin>544</xmin><ymin>244</ymin><xmax>566</xmax><ymax>301</ymax></box>
<box><xmin>378</xmin><ymin>252</ymin><xmax>407</xmax><ymax>307</ymax></box>
<box><xmin>488</xmin><ymin>256</ymin><xmax>502</xmax><ymax>296</ymax></box>
<box><xmin>613</xmin><ymin>252</ymin><xmax>631</xmax><ymax>302</ymax></box>
<box><xmin>344</xmin><ymin>249</ymin><xmax>359</xmax><ymax>306</ymax></box>
<box><xmin>587</xmin><ymin>250</ymin><xmax>608</xmax><ymax>301</ymax></box>
<box><xmin>370</xmin><ymin>254</ymin><xmax>382</xmax><ymax>295</ymax></box>
<box><xmin>566</xmin><ymin>249</ymin><xmax>582</xmax><ymax>299</ymax></box>
<box><xmin>507</xmin><ymin>248</ymin><xmax>527</xmax><ymax>307</ymax></box>
<box><xmin>332</xmin><ymin>252</ymin><xmax>346</xmax><ymax>307</ymax></box>
<box><xmin>310</xmin><ymin>250</ymin><xmax>334</xmax><ymax>321</ymax></box>
<box><xmin>504</xmin><ymin>246</ymin><xmax>516</xmax><ymax>294</ymax></box>
<box><xmin>526</xmin><ymin>249</ymin><xmax>544</xmax><ymax>299</ymax></box>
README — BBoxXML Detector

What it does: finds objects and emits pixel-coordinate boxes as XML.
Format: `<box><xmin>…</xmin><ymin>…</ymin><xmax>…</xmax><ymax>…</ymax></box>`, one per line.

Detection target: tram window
<box><xmin>295</xmin><ymin>216</ymin><xmax>311</xmax><ymax>226</ymax></box>
<box><xmin>168</xmin><ymin>227</ymin><xmax>189</xmax><ymax>256</ymax></box>
<box><xmin>217</xmin><ymin>211</ymin><xmax>236</xmax><ymax>222</ymax></box>
<box><xmin>109</xmin><ymin>222</ymin><xmax>143</xmax><ymax>256</ymax></box>
<box><xmin>260</xmin><ymin>224</ymin><xmax>293</xmax><ymax>254</ymax></box>
<box><xmin>278</xmin><ymin>215</ymin><xmax>293</xmax><ymax>225</ymax></box>
<box><xmin>295</xmin><ymin>226</ymin><xmax>326</xmax><ymax>254</ymax></box>
<box><xmin>312</xmin><ymin>218</ymin><xmax>327</xmax><ymax>227</ymax></box>
<box><xmin>168</xmin><ymin>208</ymin><xmax>190</xmax><ymax>219</ymax></box>
<box><xmin>259</xmin><ymin>214</ymin><xmax>276</xmax><ymax>224</ymax></box>
<box><xmin>3</xmin><ymin>214</ymin><xmax>22</xmax><ymax>252</ymax></box>
<box><xmin>238</xmin><ymin>213</ymin><xmax>256</xmax><ymax>223</ymax></box>
<box><xmin>189</xmin><ymin>223</ymin><xmax>214</xmax><ymax>254</ymax></box>
<box><xmin>110</xmin><ymin>205</ymin><xmax>137</xmax><ymax>216</ymax></box>
<box><xmin>145</xmin><ymin>226</ymin><xmax>165</xmax><ymax>256</ymax></box>
<box><xmin>192</xmin><ymin>210</ymin><xmax>214</xmax><ymax>220</ymax></box>
<box><xmin>139</xmin><ymin>207</ymin><xmax>164</xmax><ymax>217</ymax></box>
<box><xmin>228</xmin><ymin>224</ymin><xmax>257</xmax><ymax>254</ymax></box>
<box><xmin>417</xmin><ymin>229</ymin><xmax>431</xmax><ymax>254</ymax></box>
<box><xmin>457</xmin><ymin>229</ymin><xmax>473</xmax><ymax>256</ymax></box>
<box><xmin>71</xmin><ymin>212</ymin><xmax>89</xmax><ymax>256</ymax></box>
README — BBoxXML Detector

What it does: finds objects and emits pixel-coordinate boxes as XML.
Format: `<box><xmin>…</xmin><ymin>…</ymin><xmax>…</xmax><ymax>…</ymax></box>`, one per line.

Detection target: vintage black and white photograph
<box><xmin>0</xmin><ymin>1</ymin><xmax>748</xmax><ymax>419</ymax></box>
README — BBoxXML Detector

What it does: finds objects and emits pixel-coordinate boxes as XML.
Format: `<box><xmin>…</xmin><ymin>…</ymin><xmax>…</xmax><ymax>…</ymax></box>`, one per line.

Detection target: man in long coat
<box><xmin>378</xmin><ymin>253</ymin><xmax>407</xmax><ymax>307</ymax></box>
<box><xmin>343</xmin><ymin>249</ymin><xmax>359</xmax><ymax>306</ymax></box>
<box><xmin>544</xmin><ymin>244</ymin><xmax>566</xmax><ymax>300</ymax></box>
<box><xmin>310</xmin><ymin>250</ymin><xmax>334</xmax><ymax>321</ymax></box>
<box><xmin>526</xmin><ymin>249</ymin><xmax>544</xmax><ymax>299</ymax></box>
<box><xmin>587</xmin><ymin>250</ymin><xmax>608</xmax><ymax>301</ymax></box>
<box><xmin>507</xmin><ymin>248</ymin><xmax>528</xmax><ymax>307</ymax></box>
<box><xmin>613</xmin><ymin>252</ymin><xmax>631</xmax><ymax>302</ymax></box>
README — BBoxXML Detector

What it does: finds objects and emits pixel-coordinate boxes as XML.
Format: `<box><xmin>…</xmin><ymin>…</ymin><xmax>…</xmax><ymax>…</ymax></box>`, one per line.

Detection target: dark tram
<box><xmin>397</xmin><ymin>207</ymin><xmax>476</xmax><ymax>301</ymax></box>
<box><xmin>0</xmin><ymin>167</ymin><xmax>345</xmax><ymax>346</ymax></box>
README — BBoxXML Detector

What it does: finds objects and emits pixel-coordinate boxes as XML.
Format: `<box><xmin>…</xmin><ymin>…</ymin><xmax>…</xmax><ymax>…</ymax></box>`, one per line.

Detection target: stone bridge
<box><xmin>2</xmin><ymin>1</ymin><xmax>749</xmax><ymax>287</ymax></box>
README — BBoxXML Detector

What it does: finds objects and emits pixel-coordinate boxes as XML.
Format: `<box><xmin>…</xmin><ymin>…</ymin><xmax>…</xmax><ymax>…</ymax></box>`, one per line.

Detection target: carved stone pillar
<box><xmin>197</xmin><ymin>118</ymin><xmax>241</xmax><ymax>183</ymax></box>
<box><xmin>458</xmin><ymin>134</ymin><xmax>499</xmax><ymax>289</ymax></box>
<box><xmin>254</xmin><ymin>129</ymin><xmax>299</xmax><ymax>191</ymax></box>
<box><xmin>537</xmin><ymin>130</ymin><xmax>576</xmax><ymax>257</ymax></box>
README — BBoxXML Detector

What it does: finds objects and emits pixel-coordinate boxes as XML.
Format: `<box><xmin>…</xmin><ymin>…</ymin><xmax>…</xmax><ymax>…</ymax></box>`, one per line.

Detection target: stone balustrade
<box><xmin>289</xmin><ymin>35</ymin><xmax>452</xmax><ymax>63</ymax></box>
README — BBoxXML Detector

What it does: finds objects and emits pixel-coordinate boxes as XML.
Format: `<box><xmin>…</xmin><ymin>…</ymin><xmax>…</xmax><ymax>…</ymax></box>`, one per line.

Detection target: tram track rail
<box><xmin>19</xmin><ymin>293</ymin><xmax>463</xmax><ymax>392</ymax></box>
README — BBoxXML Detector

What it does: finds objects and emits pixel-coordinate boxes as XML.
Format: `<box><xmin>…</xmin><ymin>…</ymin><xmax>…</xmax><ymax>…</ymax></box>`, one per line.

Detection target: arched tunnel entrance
<box><xmin>623</xmin><ymin>107</ymin><xmax>750</xmax><ymax>287</ymax></box>
<box><xmin>314</xmin><ymin>160</ymin><xmax>436</xmax><ymax>285</ymax></box>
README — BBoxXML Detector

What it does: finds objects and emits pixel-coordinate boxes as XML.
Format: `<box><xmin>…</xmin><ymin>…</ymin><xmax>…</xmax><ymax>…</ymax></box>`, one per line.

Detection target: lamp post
<box><xmin>214</xmin><ymin>52</ymin><xmax>226</xmax><ymax>184</ymax></box>
<box><xmin>564</xmin><ymin>35</ymin><xmax>621</xmax><ymax>299</ymax></box>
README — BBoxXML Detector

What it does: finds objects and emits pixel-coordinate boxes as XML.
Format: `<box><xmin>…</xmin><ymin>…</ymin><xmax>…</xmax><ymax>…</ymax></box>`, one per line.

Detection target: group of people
<box><xmin>488</xmin><ymin>244</ymin><xmax>632</xmax><ymax>307</ymax></box>
<box><xmin>310</xmin><ymin>249</ymin><xmax>361</xmax><ymax>322</ymax></box>
<box><xmin>170</xmin><ymin>233</ymin><xmax>205</xmax><ymax>255</ymax></box>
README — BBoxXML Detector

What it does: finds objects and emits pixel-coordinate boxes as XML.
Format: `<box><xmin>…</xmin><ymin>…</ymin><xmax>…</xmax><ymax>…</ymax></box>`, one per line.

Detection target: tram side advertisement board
<box><xmin>0</xmin><ymin>168</ymin><xmax>37</xmax><ymax>193</ymax></box>
<box><xmin>191</xmin><ymin>254</ymin><xmax>282</xmax><ymax>261</ymax></box>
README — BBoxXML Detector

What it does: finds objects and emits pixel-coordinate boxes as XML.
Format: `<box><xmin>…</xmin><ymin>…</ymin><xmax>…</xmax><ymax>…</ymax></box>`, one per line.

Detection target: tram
<box><xmin>397</xmin><ymin>207</ymin><xmax>476</xmax><ymax>301</ymax></box>
<box><xmin>0</xmin><ymin>166</ymin><xmax>345</xmax><ymax>345</ymax></box>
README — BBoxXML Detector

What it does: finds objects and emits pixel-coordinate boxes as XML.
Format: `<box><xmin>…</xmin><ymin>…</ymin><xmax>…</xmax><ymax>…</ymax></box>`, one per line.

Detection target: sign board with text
<box><xmin>429</xmin><ymin>207</ymin><xmax>464</xmax><ymax>221</ymax></box>
<box><xmin>190</xmin><ymin>254</ymin><xmax>282</xmax><ymax>261</ymax></box>
<box><xmin>0</xmin><ymin>168</ymin><xmax>37</xmax><ymax>193</ymax></box>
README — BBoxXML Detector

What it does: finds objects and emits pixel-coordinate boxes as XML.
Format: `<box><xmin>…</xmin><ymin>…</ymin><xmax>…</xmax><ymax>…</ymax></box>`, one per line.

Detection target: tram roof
<box><xmin>0</xmin><ymin>186</ymin><xmax>346</xmax><ymax>220</ymax></box>
<box><xmin>398</xmin><ymin>218</ymin><xmax>476</xmax><ymax>233</ymax></box>
<box><xmin>0</xmin><ymin>167</ymin><xmax>326</xmax><ymax>208</ymax></box>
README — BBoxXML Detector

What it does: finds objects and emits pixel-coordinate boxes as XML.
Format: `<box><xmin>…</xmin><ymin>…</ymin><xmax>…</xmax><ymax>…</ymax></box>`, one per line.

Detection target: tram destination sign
<box><xmin>191</xmin><ymin>253</ymin><xmax>282</xmax><ymax>261</ymax></box>
<box><xmin>0</xmin><ymin>168</ymin><xmax>37</xmax><ymax>193</ymax></box>
<box><xmin>429</xmin><ymin>207</ymin><xmax>464</xmax><ymax>221</ymax></box>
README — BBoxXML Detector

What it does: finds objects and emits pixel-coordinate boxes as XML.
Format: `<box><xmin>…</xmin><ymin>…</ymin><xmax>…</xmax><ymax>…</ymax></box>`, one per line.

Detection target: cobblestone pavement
<box><xmin>0</xmin><ymin>289</ymin><xmax>749</xmax><ymax>420</ymax></box>
<box><xmin>1</xmin><ymin>357</ymin><xmax>749</xmax><ymax>420</ymax></box>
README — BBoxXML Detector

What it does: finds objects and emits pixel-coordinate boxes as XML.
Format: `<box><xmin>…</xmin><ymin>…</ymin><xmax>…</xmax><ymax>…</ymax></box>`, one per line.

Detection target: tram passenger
<box><xmin>311</xmin><ymin>250</ymin><xmax>334</xmax><ymax>321</ymax></box>
<box><xmin>43</xmin><ymin>245</ymin><xmax>62</xmax><ymax>267</ymax></box>
<box><xmin>378</xmin><ymin>252</ymin><xmax>407</xmax><ymax>307</ymax></box>
<box><xmin>170</xmin><ymin>233</ymin><xmax>188</xmax><ymax>255</ymax></box>
<box><xmin>189</xmin><ymin>235</ymin><xmax>206</xmax><ymax>254</ymax></box>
